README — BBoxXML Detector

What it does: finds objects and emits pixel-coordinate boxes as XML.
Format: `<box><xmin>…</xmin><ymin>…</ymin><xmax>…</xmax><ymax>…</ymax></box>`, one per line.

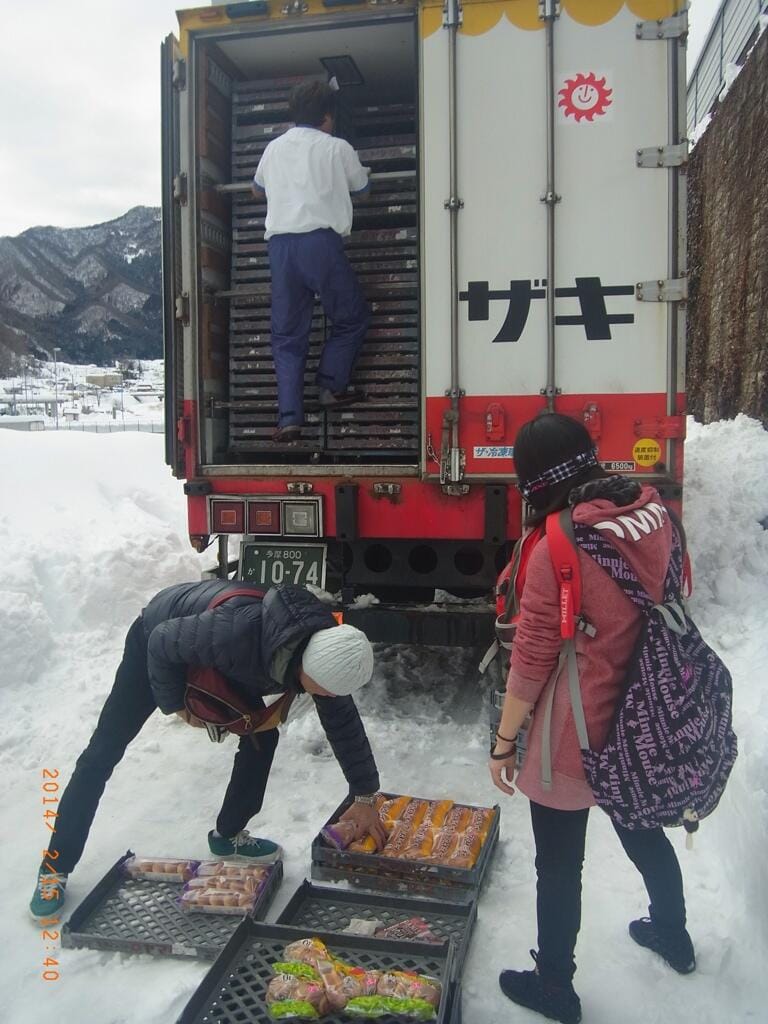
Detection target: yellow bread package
<box><xmin>423</xmin><ymin>800</ymin><xmax>453</xmax><ymax>829</ymax></box>
<box><xmin>377</xmin><ymin>795</ymin><xmax>411</xmax><ymax>829</ymax></box>
<box><xmin>400</xmin><ymin>821</ymin><xmax>436</xmax><ymax>860</ymax></box>
<box><xmin>380</xmin><ymin>822</ymin><xmax>412</xmax><ymax>859</ymax></box>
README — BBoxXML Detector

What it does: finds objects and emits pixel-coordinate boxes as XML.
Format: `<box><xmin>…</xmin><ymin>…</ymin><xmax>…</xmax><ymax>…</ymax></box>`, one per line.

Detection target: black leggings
<box><xmin>46</xmin><ymin>617</ymin><xmax>279</xmax><ymax>874</ymax></box>
<box><xmin>530</xmin><ymin>800</ymin><xmax>686</xmax><ymax>983</ymax></box>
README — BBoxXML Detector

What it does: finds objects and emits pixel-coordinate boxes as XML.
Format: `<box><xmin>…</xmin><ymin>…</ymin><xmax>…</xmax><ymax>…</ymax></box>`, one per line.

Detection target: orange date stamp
<box><xmin>40</xmin><ymin>768</ymin><xmax>61</xmax><ymax>980</ymax></box>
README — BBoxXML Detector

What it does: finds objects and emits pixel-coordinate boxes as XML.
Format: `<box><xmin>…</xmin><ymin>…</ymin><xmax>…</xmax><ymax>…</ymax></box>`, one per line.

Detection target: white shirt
<box><xmin>254</xmin><ymin>126</ymin><xmax>369</xmax><ymax>239</ymax></box>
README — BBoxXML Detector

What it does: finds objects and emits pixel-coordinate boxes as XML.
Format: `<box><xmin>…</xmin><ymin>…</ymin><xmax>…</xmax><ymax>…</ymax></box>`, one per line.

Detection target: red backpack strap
<box><xmin>207</xmin><ymin>586</ymin><xmax>266</xmax><ymax>610</ymax></box>
<box><xmin>545</xmin><ymin>509</ymin><xmax>582</xmax><ymax>640</ymax></box>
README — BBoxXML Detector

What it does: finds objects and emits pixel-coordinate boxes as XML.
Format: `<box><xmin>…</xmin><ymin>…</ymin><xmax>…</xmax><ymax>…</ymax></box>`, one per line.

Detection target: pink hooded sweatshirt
<box><xmin>507</xmin><ymin>485</ymin><xmax>673</xmax><ymax>810</ymax></box>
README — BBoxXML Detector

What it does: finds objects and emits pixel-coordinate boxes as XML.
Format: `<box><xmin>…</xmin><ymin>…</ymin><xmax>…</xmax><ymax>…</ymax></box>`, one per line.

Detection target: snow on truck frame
<box><xmin>161</xmin><ymin>0</ymin><xmax>687</xmax><ymax>645</ymax></box>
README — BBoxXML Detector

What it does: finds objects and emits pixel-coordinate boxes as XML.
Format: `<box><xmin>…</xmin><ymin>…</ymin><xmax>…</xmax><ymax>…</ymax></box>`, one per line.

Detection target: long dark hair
<box><xmin>514</xmin><ymin>413</ymin><xmax>607</xmax><ymax>527</ymax></box>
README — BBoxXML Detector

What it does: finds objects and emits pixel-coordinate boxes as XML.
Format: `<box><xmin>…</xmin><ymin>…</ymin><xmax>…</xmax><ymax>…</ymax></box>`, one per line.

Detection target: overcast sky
<box><xmin>0</xmin><ymin>0</ymin><xmax>721</xmax><ymax>238</ymax></box>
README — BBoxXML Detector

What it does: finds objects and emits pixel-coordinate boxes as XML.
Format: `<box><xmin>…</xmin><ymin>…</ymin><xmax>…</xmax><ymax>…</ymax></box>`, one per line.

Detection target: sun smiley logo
<box><xmin>558</xmin><ymin>72</ymin><xmax>613</xmax><ymax>122</ymax></box>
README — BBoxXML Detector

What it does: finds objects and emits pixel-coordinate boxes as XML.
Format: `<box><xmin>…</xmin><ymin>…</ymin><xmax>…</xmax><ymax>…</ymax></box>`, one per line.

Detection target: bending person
<box><xmin>30</xmin><ymin>582</ymin><xmax>383</xmax><ymax>919</ymax></box>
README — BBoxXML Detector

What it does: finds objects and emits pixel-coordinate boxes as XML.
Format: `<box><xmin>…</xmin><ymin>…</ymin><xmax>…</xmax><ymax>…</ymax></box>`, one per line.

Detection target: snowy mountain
<box><xmin>0</xmin><ymin>206</ymin><xmax>161</xmax><ymax>368</ymax></box>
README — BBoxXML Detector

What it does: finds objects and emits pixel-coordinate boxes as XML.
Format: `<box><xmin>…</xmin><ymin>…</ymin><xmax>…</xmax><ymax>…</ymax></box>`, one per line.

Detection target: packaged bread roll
<box><xmin>427</xmin><ymin>828</ymin><xmax>461</xmax><ymax>864</ymax></box>
<box><xmin>446</xmin><ymin>826</ymin><xmax>483</xmax><ymax>869</ymax></box>
<box><xmin>124</xmin><ymin>856</ymin><xmax>199</xmax><ymax>882</ymax></box>
<box><xmin>377</xmin><ymin>795</ymin><xmax>411</xmax><ymax>828</ymax></box>
<box><xmin>400</xmin><ymin>821</ymin><xmax>436</xmax><ymax>860</ymax></box>
<box><xmin>423</xmin><ymin>799</ymin><xmax>453</xmax><ymax>829</ymax></box>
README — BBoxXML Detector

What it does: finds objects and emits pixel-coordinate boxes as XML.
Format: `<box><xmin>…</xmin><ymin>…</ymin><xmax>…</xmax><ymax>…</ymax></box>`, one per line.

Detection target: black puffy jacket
<box><xmin>142</xmin><ymin>581</ymin><xmax>379</xmax><ymax>796</ymax></box>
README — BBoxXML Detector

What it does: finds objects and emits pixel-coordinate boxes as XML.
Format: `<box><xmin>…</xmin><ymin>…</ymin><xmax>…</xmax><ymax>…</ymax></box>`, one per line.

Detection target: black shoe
<box><xmin>629</xmin><ymin>918</ymin><xmax>696</xmax><ymax>974</ymax></box>
<box><xmin>318</xmin><ymin>387</ymin><xmax>366</xmax><ymax>410</ymax></box>
<box><xmin>272</xmin><ymin>424</ymin><xmax>302</xmax><ymax>443</ymax></box>
<box><xmin>499</xmin><ymin>952</ymin><xmax>582</xmax><ymax>1024</ymax></box>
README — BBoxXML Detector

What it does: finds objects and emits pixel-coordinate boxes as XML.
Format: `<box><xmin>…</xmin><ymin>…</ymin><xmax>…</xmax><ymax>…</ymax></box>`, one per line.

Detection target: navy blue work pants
<box><xmin>267</xmin><ymin>228</ymin><xmax>370</xmax><ymax>427</ymax></box>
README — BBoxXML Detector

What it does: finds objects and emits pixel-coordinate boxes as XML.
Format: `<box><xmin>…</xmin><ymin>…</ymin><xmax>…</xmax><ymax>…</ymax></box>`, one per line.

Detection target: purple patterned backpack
<box><xmin>542</xmin><ymin>509</ymin><xmax>737</xmax><ymax>832</ymax></box>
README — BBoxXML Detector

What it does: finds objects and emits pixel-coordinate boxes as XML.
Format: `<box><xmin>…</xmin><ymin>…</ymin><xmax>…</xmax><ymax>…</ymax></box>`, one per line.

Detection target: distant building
<box><xmin>86</xmin><ymin>372</ymin><xmax>123</xmax><ymax>388</ymax></box>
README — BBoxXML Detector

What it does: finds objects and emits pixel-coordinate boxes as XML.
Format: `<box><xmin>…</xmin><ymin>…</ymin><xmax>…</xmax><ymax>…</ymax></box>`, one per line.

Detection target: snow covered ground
<box><xmin>0</xmin><ymin>418</ymin><xmax>766</xmax><ymax>1023</ymax></box>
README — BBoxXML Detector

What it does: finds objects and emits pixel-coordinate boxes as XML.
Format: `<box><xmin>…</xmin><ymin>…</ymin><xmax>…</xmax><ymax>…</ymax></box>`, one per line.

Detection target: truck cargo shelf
<box><xmin>226</xmin><ymin>77</ymin><xmax>419</xmax><ymax>461</ymax></box>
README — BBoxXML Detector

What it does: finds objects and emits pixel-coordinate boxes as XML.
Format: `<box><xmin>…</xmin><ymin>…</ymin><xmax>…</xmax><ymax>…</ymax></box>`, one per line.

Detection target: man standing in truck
<box><xmin>253</xmin><ymin>81</ymin><xmax>370</xmax><ymax>443</ymax></box>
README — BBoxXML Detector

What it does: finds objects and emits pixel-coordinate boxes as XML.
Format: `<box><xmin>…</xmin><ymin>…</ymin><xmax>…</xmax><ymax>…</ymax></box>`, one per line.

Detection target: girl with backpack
<box><xmin>489</xmin><ymin>412</ymin><xmax>697</xmax><ymax>1024</ymax></box>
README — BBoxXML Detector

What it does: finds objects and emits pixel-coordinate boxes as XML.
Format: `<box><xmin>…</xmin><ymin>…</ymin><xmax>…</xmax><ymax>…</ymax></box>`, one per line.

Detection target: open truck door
<box><xmin>161</xmin><ymin>33</ymin><xmax>187</xmax><ymax>477</ymax></box>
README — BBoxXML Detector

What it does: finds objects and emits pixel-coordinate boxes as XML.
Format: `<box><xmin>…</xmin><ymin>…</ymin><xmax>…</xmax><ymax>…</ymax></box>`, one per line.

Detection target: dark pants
<box><xmin>530</xmin><ymin>800</ymin><xmax>687</xmax><ymax>984</ymax></box>
<box><xmin>46</xmin><ymin>618</ymin><xmax>279</xmax><ymax>874</ymax></box>
<box><xmin>267</xmin><ymin>228</ymin><xmax>370</xmax><ymax>427</ymax></box>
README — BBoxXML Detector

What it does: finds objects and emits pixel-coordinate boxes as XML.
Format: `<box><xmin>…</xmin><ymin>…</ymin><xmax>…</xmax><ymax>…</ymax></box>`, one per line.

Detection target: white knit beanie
<box><xmin>301</xmin><ymin>624</ymin><xmax>374</xmax><ymax>696</ymax></box>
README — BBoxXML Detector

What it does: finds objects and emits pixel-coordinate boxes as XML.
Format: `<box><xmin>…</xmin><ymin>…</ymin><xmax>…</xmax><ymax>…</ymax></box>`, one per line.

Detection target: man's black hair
<box><xmin>514</xmin><ymin>412</ymin><xmax>606</xmax><ymax>525</ymax></box>
<box><xmin>289</xmin><ymin>81</ymin><xmax>337</xmax><ymax>127</ymax></box>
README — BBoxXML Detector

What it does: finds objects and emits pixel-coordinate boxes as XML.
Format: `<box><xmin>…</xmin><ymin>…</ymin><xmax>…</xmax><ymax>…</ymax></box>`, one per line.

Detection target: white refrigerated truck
<box><xmin>162</xmin><ymin>0</ymin><xmax>687</xmax><ymax>642</ymax></box>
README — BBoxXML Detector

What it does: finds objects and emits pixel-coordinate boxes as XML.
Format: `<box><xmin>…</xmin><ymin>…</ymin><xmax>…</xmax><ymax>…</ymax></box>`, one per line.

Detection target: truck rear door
<box><xmin>161</xmin><ymin>33</ymin><xmax>186</xmax><ymax>476</ymax></box>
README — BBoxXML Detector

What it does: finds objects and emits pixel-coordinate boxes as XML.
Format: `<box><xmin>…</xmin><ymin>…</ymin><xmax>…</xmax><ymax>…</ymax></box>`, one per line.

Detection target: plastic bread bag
<box><xmin>441</xmin><ymin>805</ymin><xmax>472</xmax><ymax>833</ymax></box>
<box><xmin>186</xmin><ymin>873</ymin><xmax>263</xmax><ymax>894</ymax></box>
<box><xmin>179</xmin><ymin>887</ymin><xmax>256</xmax><ymax>914</ymax></box>
<box><xmin>376</xmin><ymin>972</ymin><xmax>442</xmax><ymax>1007</ymax></box>
<box><xmin>398</xmin><ymin>799</ymin><xmax>429</xmax><ymax>831</ymax></box>
<box><xmin>347</xmin><ymin>834</ymin><xmax>378</xmax><ymax>854</ymax></box>
<box><xmin>400</xmin><ymin>822</ymin><xmax>436</xmax><ymax>861</ymax></box>
<box><xmin>123</xmin><ymin>857</ymin><xmax>199</xmax><ymax>882</ymax></box>
<box><xmin>267</xmin><ymin>1001</ymin><xmax>320</xmax><ymax>1021</ymax></box>
<box><xmin>195</xmin><ymin>860</ymin><xmax>270</xmax><ymax>880</ymax></box>
<box><xmin>374</xmin><ymin>917</ymin><xmax>440</xmax><ymax>943</ymax></box>
<box><xmin>376</xmin><ymin>795</ymin><xmax>412</xmax><ymax>828</ymax></box>
<box><xmin>380</xmin><ymin>822</ymin><xmax>412</xmax><ymax>859</ymax></box>
<box><xmin>446</xmin><ymin>826</ymin><xmax>484</xmax><ymax>869</ymax></box>
<box><xmin>267</xmin><ymin>966</ymin><xmax>330</xmax><ymax>1019</ymax></box>
<box><xmin>282</xmin><ymin>937</ymin><xmax>333</xmax><ymax>967</ymax></box>
<box><xmin>422</xmin><ymin>800</ymin><xmax>454</xmax><ymax>829</ymax></box>
<box><xmin>320</xmin><ymin>818</ymin><xmax>361</xmax><ymax>850</ymax></box>
<box><xmin>344</xmin><ymin>995</ymin><xmax>437</xmax><ymax>1020</ymax></box>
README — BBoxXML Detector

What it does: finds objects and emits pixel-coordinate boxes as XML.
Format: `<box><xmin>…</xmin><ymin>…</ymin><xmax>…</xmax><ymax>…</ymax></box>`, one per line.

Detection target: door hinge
<box><xmin>636</xmin><ymin>143</ymin><xmax>689</xmax><ymax>168</ymax></box>
<box><xmin>635</xmin><ymin>278</ymin><xmax>688</xmax><ymax>302</ymax></box>
<box><xmin>636</xmin><ymin>11</ymin><xmax>688</xmax><ymax>40</ymax></box>
<box><xmin>442</xmin><ymin>0</ymin><xmax>463</xmax><ymax>28</ymax></box>
<box><xmin>538</xmin><ymin>0</ymin><xmax>561</xmax><ymax>20</ymax></box>
<box><xmin>281</xmin><ymin>0</ymin><xmax>308</xmax><ymax>13</ymax></box>
<box><xmin>175</xmin><ymin>292</ymin><xmax>191</xmax><ymax>324</ymax></box>
<box><xmin>286</xmin><ymin>481</ymin><xmax>314</xmax><ymax>495</ymax></box>
<box><xmin>633</xmin><ymin>416</ymin><xmax>686</xmax><ymax>440</ymax></box>
<box><xmin>173</xmin><ymin>172</ymin><xmax>188</xmax><ymax>205</ymax></box>
<box><xmin>172</xmin><ymin>58</ymin><xmax>186</xmax><ymax>90</ymax></box>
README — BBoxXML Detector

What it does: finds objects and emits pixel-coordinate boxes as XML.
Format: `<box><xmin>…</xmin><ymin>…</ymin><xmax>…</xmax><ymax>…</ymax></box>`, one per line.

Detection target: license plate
<box><xmin>238</xmin><ymin>542</ymin><xmax>327</xmax><ymax>590</ymax></box>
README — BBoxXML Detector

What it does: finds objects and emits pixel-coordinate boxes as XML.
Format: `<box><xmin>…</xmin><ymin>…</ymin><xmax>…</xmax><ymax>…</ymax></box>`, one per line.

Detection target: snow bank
<box><xmin>0</xmin><ymin>422</ymin><xmax>766</xmax><ymax>1023</ymax></box>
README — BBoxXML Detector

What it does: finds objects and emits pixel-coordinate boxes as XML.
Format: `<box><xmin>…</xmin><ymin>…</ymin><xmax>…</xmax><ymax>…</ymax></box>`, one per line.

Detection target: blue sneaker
<box><xmin>30</xmin><ymin>867</ymin><xmax>68</xmax><ymax>920</ymax></box>
<box><xmin>207</xmin><ymin>829</ymin><xmax>281</xmax><ymax>863</ymax></box>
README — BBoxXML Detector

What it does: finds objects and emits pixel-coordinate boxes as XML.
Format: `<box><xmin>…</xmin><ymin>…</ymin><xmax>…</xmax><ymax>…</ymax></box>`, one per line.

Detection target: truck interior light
<box><xmin>284</xmin><ymin>501</ymin><xmax>319</xmax><ymax>536</ymax></box>
<box><xmin>211</xmin><ymin>500</ymin><xmax>245</xmax><ymax>533</ymax></box>
<box><xmin>247</xmin><ymin>500</ymin><xmax>282</xmax><ymax>534</ymax></box>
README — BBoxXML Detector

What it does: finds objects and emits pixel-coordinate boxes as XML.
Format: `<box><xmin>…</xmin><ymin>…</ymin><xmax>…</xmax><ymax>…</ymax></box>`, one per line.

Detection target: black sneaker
<box><xmin>318</xmin><ymin>387</ymin><xmax>366</xmax><ymax>410</ymax></box>
<box><xmin>499</xmin><ymin>951</ymin><xmax>582</xmax><ymax>1024</ymax></box>
<box><xmin>629</xmin><ymin>918</ymin><xmax>696</xmax><ymax>974</ymax></box>
<box><xmin>272</xmin><ymin>424</ymin><xmax>302</xmax><ymax>443</ymax></box>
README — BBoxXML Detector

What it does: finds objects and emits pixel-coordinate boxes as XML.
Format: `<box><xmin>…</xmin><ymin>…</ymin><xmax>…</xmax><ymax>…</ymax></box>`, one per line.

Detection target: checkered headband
<box><xmin>518</xmin><ymin>447</ymin><xmax>599</xmax><ymax>502</ymax></box>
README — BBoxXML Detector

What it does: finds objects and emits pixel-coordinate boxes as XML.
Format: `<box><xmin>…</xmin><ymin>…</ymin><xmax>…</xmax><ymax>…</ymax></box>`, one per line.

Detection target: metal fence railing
<box><xmin>55</xmin><ymin>422</ymin><xmax>165</xmax><ymax>434</ymax></box>
<box><xmin>687</xmin><ymin>0</ymin><xmax>768</xmax><ymax>135</ymax></box>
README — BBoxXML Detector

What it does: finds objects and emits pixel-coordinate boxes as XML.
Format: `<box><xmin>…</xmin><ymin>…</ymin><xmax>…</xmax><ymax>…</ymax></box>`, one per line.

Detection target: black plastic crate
<box><xmin>61</xmin><ymin>851</ymin><xmax>283</xmax><ymax>960</ymax></box>
<box><xmin>277</xmin><ymin>881</ymin><xmax>477</xmax><ymax>980</ymax></box>
<box><xmin>311</xmin><ymin>795</ymin><xmax>500</xmax><ymax>900</ymax></box>
<box><xmin>177</xmin><ymin>921</ymin><xmax>456</xmax><ymax>1024</ymax></box>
